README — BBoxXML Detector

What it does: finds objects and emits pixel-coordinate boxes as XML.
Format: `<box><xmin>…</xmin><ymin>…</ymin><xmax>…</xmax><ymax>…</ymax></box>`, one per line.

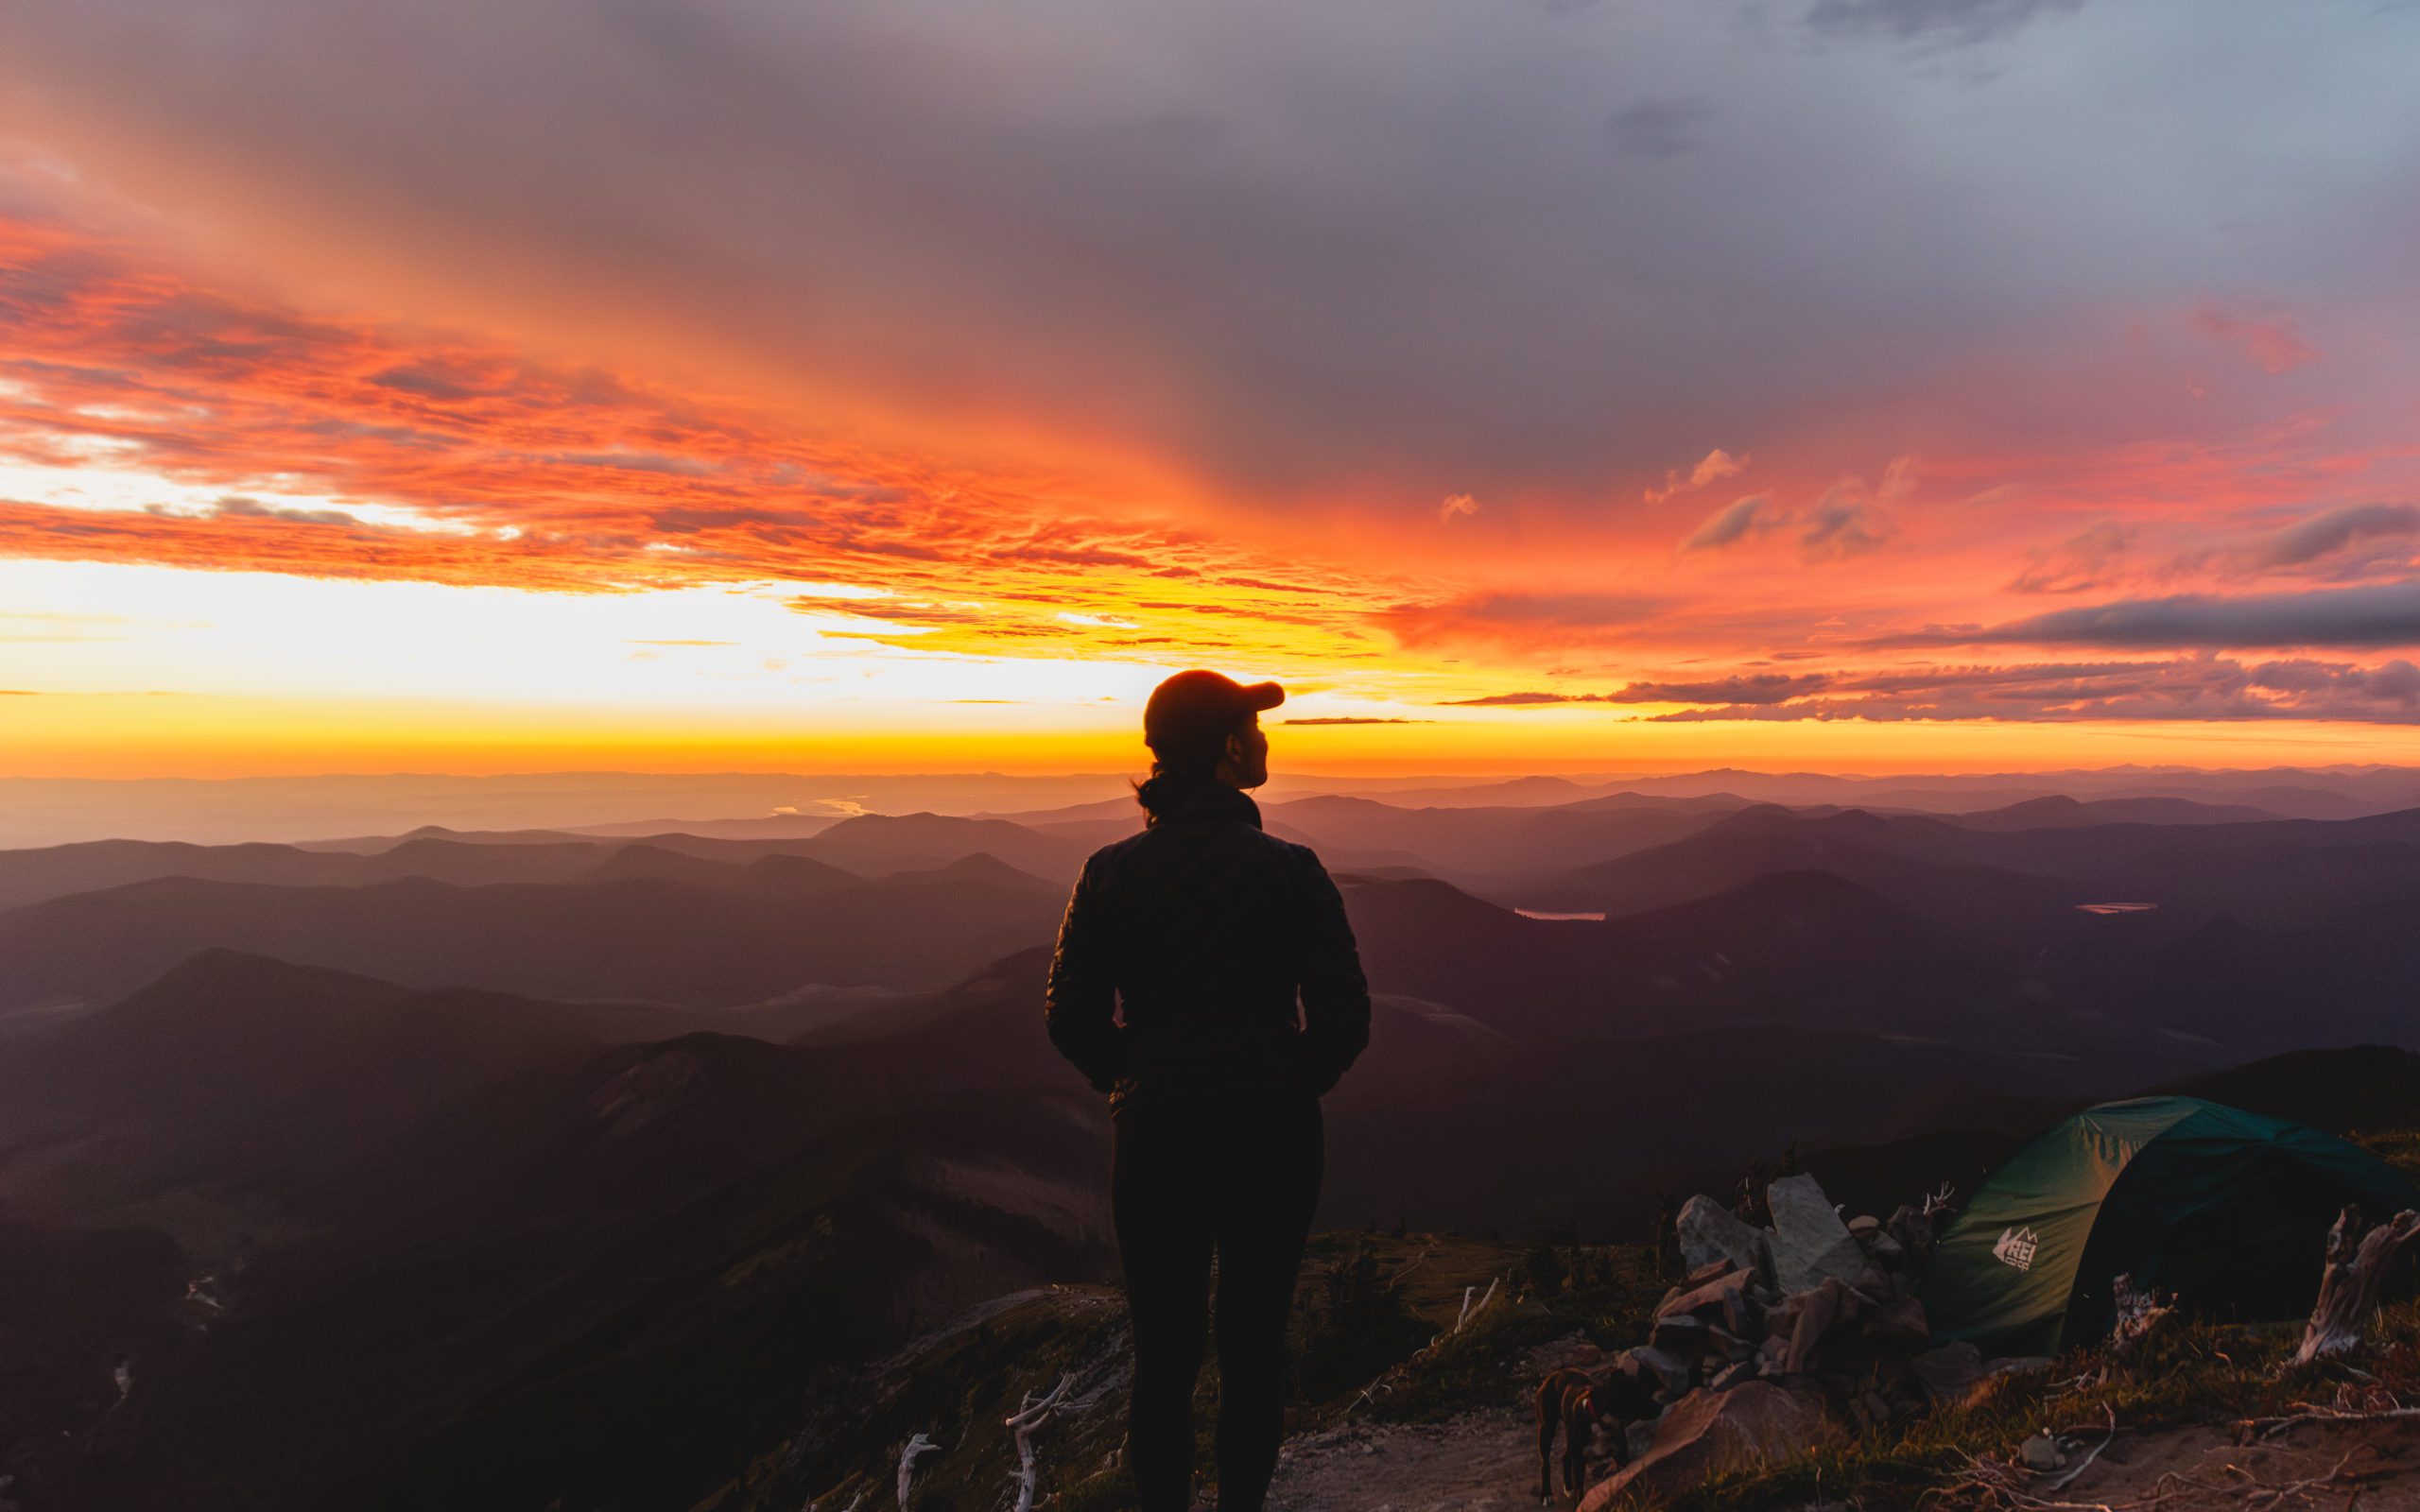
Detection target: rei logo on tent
<box><xmin>1992</xmin><ymin>1226</ymin><xmax>2040</xmax><ymax>1272</ymax></box>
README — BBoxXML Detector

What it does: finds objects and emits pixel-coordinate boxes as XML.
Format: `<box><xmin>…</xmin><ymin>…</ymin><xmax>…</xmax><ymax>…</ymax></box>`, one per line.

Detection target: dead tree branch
<box><xmin>2240</xmin><ymin>1406</ymin><xmax>2420</xmax><ymax>1440</ymax></box>
<box><xmin>2294</xmin><ymin>1206</ymin><xmax>2420</xmax><ymax>1364</ymax></box>
<box><xmin>1004</xmin><ymin>1375</ymin><xmax>1074</xmax><ymax>1512</ymax></box>
<box><xmin>2102</xmin><ymin>1274</ymin><xmax>2176</xmax><ymax>1378</ymax></box>
<box><xmin>895</xmin><ymin>1432</ymin><xmax>938</xmax><ymax>1510</ymax></box>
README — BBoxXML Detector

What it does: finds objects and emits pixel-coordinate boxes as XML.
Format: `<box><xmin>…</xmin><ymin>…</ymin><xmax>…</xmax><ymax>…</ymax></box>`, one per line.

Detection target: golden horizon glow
<box><xmin>6</xmin><ymin>142</ymin><xmax>2420</xmax><ymax>778</ymax></box>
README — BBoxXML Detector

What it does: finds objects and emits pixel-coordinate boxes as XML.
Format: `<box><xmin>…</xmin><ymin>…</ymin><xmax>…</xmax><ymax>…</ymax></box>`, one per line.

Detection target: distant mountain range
<box><xmin>14</xmin><ymin>795</ymin><xmax>2420</xmax><ymax>1052</ymax></box>
<box><xmin>12</xmin><ymin>763</ymin><xmax>2420</xmax><ymax>848</ymax></box>
<box><xmin>0</xmin><ymin>813</ymin><xmax>1103</xmax><ymax>912</ymax></box>
<box><xmin>0</xmin><ymin>948</ymin><xmax>1112</xmax><ymax>1512</ymax></box>
<box><xmin>0</xmin><ymin>850</ymin><xmax>1065</xmax><ymax>1009</ymax></box>
<box><xmin>9</xmin><ymin>780</ymin><xmax>2420</xmax><ymax>1506</ymax></box>
<box><xmin>7</xmin><ymin>920</ymin><xmax>2406</xmax><ymax>1507</ymax></box>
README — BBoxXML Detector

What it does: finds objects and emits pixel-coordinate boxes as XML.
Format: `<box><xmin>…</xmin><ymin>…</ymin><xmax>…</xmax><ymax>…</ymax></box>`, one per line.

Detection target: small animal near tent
<box><xmin>1921</xmin><ymin>1096</ymin><xmax>2420</xmax><ymax>1356</ymax></box>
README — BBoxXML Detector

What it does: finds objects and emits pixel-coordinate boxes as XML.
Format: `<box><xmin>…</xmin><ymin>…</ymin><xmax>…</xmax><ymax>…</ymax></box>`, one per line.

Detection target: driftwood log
<box><xmin>2102</xmin><ymin>1273</ymin><xmax>2175</xmax><ymax>1374</ymax></box>
<box><xmin>895</xmin><ymin>1432</ymin><xmax>939</xmax><ymax>1509</ymax></box>
<box><xmin>2295</xmin><ymin>1205</ymin><xmax>2420</xmax><ymax>1365</ymax></box>
<box><xmin>1004</xmin><ymin>1374</ymin><xmax>1074</xmax><ymax>1512</ymax></box>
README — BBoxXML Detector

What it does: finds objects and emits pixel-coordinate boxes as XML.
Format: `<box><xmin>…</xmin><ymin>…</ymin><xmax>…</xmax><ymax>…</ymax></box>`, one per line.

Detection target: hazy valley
<box><xmin>8</xmin><ymin>765</ymin><xmax>2420</xmax><ymax>1509</ymax></box>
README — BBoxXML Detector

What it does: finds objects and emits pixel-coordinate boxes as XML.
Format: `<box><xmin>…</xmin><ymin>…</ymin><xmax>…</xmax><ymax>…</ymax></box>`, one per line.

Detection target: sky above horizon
<box><xmin>7</xmin><ymin>0</ymin><xmax>2420</xmax><ymax>777</ymax></box>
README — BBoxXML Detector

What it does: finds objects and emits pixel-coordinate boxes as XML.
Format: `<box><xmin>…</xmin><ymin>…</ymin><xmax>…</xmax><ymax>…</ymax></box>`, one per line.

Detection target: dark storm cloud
<box><xmin>6</xmin><ymin>0</ymin><xmax>2403</xmax><ymax>513</ymax></box>
<box><xmin>1875</xmin><ymin>581</ymin><xmax>2420</xmax><ymax>650</ymax></box>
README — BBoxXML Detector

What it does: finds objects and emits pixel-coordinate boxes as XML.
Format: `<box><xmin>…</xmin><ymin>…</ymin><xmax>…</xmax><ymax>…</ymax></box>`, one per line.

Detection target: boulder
<box><xmin>1863</xmin><ymin>1296</ymin><xmax>1931</xmax><ymax>1347</ymax></box>
<box><xmin>1630</xmin><ymin>1345</ymin><xmax>1698</xmax><ymax>1397</ymax></box>
<box><xmin>1784</xmin><ymin>1278</ymin><xmax>1845</xmax><ymax>1375</ymax></box>
<box><xmin>1625</xmin><ymin>1420</ymin><xmax>1661</xmax><ymax>1463</ymax></box>
<box><xmin>1651</xmin><ymin>1314</ymin><xmax>1709</xmax><ymax>1352</ymax></box>
<box><xmin>1722</xmin><ymin>1288</ymin><xmax>1756</xmax><ymax>1337</ymax></box>
<box><xmin>1766</xmin><ymin>1174</ymin><xmax>1870</xmax><ymax>1294</ymax></box>
<box><xmin>1761</xmin><ymin>1295</ymin><xmax>1804</xmax><ymax>1341</ymax></box>
<box><xmin>1909</xmin><ymin>1341</ymin><xmax>1984</xmax><ymax>1402</ymax></box>
<box><xmin>1656</xmin><ymin>1269</ymin><xmax>1751</xmax><ymax>1320</ymax></box>
<box><xmin>1579</xmin><ymin>1382</ymin><xmax>1830</xmax><ymax>1511</ymax></box>
<box><xmin>1983</xmin><ymin>1355</ymin><xmax>2053</xmax><ymax>1382</ymax></box>
<box><xmin>2019</xmin><ymin>1434</ymin><xmax>2065</xmax><ymax>1472</ymax></box>
<box><xmin>1676</xmin><ymin>1194</ymin><xmax>1769</xmax><ymax>1278</ymax></box>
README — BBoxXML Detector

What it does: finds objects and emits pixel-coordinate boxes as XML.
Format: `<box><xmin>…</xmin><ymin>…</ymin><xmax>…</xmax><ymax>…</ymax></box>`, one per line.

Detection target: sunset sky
<box><xmin>7</xmin><ymin>0</ymin><xmax>2420</xmax><ymax>777</ymax></box>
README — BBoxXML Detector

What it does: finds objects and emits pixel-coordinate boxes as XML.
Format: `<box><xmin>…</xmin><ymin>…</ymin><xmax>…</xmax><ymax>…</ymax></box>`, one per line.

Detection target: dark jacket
<box><xmin>1045</xmin><ymin>782</ymin><xmax>1371</xmax><ymax>1109</ymax></box>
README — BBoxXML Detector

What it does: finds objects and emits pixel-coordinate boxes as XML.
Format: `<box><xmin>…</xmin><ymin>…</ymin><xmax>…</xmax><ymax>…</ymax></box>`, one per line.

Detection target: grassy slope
<box><xmin>695</xmin><ymin>1230</ymin><xmax>1671</xmax><ymax>1512</ymax></box>
<box><xmin>1646</xmin><ymin>1128</ymin><xmax>2420</xmax><ymax>1512</ymax></box>
<box><xmin>697</xmin><ymin>1131</ymin><xmax>2420</xmax><ymax>1512</ymax></box>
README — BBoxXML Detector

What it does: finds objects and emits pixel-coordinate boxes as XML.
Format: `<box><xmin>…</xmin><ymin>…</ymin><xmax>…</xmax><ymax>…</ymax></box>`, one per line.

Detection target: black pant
<box><xmin>1112</xmin><ymin>1088</ymin><xmax>1323</xmax><ymax>1512</ymax></box>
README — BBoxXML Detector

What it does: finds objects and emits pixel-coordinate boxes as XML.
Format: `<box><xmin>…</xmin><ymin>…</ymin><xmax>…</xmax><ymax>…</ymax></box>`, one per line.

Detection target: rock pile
<box><xmin>1613</xmin><ymin>1175</ymin><xmax>1961</xmax><ymax>1424</ymax></box>
<box><xmin>1579</xmin><ymin>1174</ymin><xmax>1990</xmax><ymax>1508</ymax></box>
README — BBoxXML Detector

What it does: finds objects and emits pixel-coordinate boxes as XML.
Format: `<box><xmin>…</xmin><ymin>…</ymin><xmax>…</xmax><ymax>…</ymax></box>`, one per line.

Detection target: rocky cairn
<box><xmin>1578</xmin><ymin>1174</ymin><xmax>1992</xmax><ymax>1508</ymax></box>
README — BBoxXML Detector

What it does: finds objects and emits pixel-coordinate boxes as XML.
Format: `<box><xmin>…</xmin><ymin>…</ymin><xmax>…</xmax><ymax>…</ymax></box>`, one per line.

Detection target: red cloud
<box><xmin>0</xmin><ymin>206</ymin><xmax>1406</xmax><ymax>666</ymax></box>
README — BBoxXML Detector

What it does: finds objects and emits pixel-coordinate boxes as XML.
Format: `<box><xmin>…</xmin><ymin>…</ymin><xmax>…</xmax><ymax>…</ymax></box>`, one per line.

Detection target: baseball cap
<box><xmin>1143</xmin><ymin>669</ymin><xmax>1285</xmax><ymax>754</ymax></box>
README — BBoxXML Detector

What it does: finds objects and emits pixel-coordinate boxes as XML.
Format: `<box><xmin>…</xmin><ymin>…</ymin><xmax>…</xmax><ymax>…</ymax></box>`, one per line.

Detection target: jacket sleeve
<box><xmin>1045</xmin><ymin>853</ymin><xmax>1125</xmax><ymax>1093</ymax></box>
<box><xmin>1294</xmin><ymin>850</ymin><xmax>1372</xmax><ymax>1094</ymax></box>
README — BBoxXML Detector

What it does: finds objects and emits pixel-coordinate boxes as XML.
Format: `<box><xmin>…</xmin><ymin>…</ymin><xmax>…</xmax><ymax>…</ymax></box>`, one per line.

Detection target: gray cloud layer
<box><xmin>1876</xmin><ymin>580</ymin><xmax>2420</xmax><ymax>650</ymax></box>
<box><xmin>5</xmin><ymin>0</ymin><xmax>2411</xmax><ymax>511</ymax></box>
<box><xmin>1804</xmin><ymin>0</ymin><xmax>2084</xmax><ymax>45</ymax></box>
<box><xmin>1457</xmin><ymin>654</ymin><xmax>2420</xmax><ymax>722</ymax></box>
<box><xmin>2245</xmin><ymin>504</ymin><xmax>2420</xmax><ymax>571</ymax></box>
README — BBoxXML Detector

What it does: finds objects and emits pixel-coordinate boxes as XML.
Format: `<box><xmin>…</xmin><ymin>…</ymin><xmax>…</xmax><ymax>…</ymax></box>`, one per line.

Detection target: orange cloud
<box><xmin>0</xmin><ymin>200</ymin><xmax>1418</xmax><ymax>669</ymax></box>
<box><xmin>12</xmin><ymin>161</ymin><xmax>2420</xmax><ymax>765</ymax></box>
<box><xmin>1644</xmin><ymin>447</ymin><xmax>1749</xmax><ymax>504</ymax></box>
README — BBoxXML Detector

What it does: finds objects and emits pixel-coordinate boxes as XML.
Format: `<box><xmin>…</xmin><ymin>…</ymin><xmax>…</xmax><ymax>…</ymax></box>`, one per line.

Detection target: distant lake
<box><xmin>1515</xmin><ymin>908</ymin><xmax>1607</xmax><ymax>921</ymax></box>
<box><xmin>2075</xmin><ymin>902</ymin><xmax>2158</xmax><ymax>915</ymax></box>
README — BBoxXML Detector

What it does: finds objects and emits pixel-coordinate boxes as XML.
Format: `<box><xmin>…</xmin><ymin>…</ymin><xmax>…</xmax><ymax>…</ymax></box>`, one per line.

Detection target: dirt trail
<box><xmin>2059</xmin><ymin>1417</ymin><xmax>2420</xmax><ymax>1511</ymax></box>
<box><xmin>1269</xmin><ymin>1408</ymin><xmax>1541</xmax><ymax>1512</ymax></box>
<box><xmin>1266</xmin><ymin>1409</ymin><xmax>2420</xmax><ymax>1512</ymax></box>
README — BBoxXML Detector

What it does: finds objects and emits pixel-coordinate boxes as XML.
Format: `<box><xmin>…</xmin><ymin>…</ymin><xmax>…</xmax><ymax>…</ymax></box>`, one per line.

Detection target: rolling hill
<box><xmin>0</xmin><ymin>857</ymin><xmax>1065</xmax><ymax>1010</ymax></box>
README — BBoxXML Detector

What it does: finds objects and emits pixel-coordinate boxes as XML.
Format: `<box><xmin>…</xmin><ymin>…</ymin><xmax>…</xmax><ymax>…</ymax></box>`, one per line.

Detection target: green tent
<box><xmin>1920</xmin><ymin>1096</ymin><xmax>2420</xmax><ymax>1356</ymax></box>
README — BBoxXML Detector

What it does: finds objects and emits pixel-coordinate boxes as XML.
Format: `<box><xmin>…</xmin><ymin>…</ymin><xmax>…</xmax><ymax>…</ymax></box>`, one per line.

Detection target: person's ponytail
<box><xmin>1132</xmin><ymin>762</ymin><xmax>1214</xmax><ymax>823</ymax></box>
<box><xmin>1132</xmin><ymin>723</ymin><xmax>1236</xmax><ymax>823</ymax></box>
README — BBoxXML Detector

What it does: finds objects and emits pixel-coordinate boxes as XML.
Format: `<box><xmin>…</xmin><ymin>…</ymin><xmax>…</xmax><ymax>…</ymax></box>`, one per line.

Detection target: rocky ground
<box><xmin>695</xmin><ymin>1138</ymin><xmax>2420</xmax><ymax>1512</ymax></box>
<box><xmin>1260</xmin><ymin>1410</ymin><xmax>2420</xmax><ymax>1512</ymax></box>
<box><xmin>1269</xmin><ymin>1410</ymin><xmax>1541</xmax><ymax>1512</ymax></box>
<box><xmin>2059</xmin><ymin>1417</ymin><xmax>2420</xmax><ymax>1511</ymax></box>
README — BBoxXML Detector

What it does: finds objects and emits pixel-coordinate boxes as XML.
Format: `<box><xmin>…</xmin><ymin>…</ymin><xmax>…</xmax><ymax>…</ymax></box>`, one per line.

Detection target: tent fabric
<box><xmin>1921</xmin><ymin>1096</ymin><xmax>2420</xmax><ymax>1356</ymax></box>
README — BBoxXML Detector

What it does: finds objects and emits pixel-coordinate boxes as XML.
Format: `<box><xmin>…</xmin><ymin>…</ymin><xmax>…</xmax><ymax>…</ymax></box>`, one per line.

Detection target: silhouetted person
<box><xmin>1046</xmin><ymin>670</ymin><xmax>1372</xmax><ymax>1512</ymax></box>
